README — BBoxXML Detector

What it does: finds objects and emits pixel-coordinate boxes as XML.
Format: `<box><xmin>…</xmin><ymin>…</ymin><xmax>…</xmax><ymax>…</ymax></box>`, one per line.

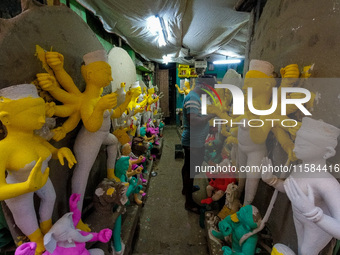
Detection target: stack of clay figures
<box><xmin>198</xmin><ymin>60</ymin><xmax>340</xmax><ymax>255</ymax></box>
<box><xmin>0</xmin><ymin>49</ymin><xmax>164</xmax><ymax>255</ymax></box>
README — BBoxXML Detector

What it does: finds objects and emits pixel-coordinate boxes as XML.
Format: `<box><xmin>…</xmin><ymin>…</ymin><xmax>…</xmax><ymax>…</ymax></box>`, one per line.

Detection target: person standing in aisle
<box><xmin>181</xmin><ymin>76</ymin><xmax>217</xmax><ymax>214</ymax></box>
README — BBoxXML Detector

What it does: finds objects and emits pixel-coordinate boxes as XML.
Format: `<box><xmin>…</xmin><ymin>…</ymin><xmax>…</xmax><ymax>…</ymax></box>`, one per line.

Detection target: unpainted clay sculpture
<box><xmin>262</xmin><ymin>117</ymin><xmax>340</xmax><ymax>255</ymax></box>
<box><xmin>234</xmin><ymin>61</ymin><xmax>297</xmax><ymax>205</ymax></box>
<box><xmin>208</xmin><ymin>60</ymin><xmax>311</xmax><ymax>205</ymax></box>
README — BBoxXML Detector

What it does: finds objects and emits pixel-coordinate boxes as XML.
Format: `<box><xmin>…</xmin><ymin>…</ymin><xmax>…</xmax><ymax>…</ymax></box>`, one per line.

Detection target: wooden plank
<box><xmin>156</xmin><ymin>69</ymin><xmax>170</xmax><ymax>118</ymax></box>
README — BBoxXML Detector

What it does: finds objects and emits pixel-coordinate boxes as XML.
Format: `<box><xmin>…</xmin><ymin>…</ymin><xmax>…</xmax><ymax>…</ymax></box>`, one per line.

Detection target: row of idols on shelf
<box><xmin>0</xmin><ymin>48</ymin><xmax>164</xmax><ymax>255</ymax></box>
<box><xmin>197</xmin><ymin>60</ymin><xmax>340</xmax><ymax>255</ymax></box>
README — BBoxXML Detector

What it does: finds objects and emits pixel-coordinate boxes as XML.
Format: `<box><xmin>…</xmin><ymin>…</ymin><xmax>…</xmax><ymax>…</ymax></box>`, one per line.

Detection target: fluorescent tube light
<box><xmin>219</xmin><ymin>50</ymin><xmax>241</xmax><ymax>58</ymax></box>
<box><xmin>213</xmin><ymin>59</ymin><xmax>241</xmax><ymax>65</ymax></box>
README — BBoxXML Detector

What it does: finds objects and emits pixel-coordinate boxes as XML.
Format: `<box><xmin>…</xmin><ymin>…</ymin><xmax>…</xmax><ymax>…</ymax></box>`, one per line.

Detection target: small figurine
<box><xmin>142</xmin><ymin>84</ymin><xmax>160</xmax><ymax>124</ymax></box>
<box><xmin>127</xmin><ymin>115</ymin><xmax>140</xmax><ymax>138</ymax></box>
<box><xmin>204</xmin><ymin>139</ymin><xmax>223</xmax><ymax>164</ymax></box>
<box><xmin>127</xmin><ymin>81</ymin><xmax>147</xmax><ymax>115</ymax></box>
<box><xmin>201</xmin><ymin>159</ymin><xmax>236</xmax><ymax>205</ymax></box>
<box><xmin>212</xmin><ymin>205</ymin><xmax>262</xmax><ymax>255</ymax></box>
<box><xmin>121</xmin><ymin>143</ymin><xmax>146</xmax><ymax>166</ymax></box>
<box><xmin>130</xmin><ymin>148</ymin><xmax>147</xmax><ymax>185</ymax></box>
<box><xmin>175</xmin><ymin>78</ymin><xmax>191</xmax><ymax>95</ymax></box>
<box><xmin>15</xmin><ymin>194</ymin><xmax>112</xmax><ymax>255</ymax></box>
<box><xmin>140</xmin><ymin>125</ymin><xmax>155</xmax><ymax>144</ymax></box>
<box><xmin>146</xmin><ymin>119</ymin><xmax>160</xmax><ymax>145</ymax></box>
<box><xmin>115</xmin><ymin>143</ymin><xmax>145</xmax><ymax>205</ymax></box>
<box><xmin>158</xmin><ymin>121</ymin><xmax>165</xmax><ymax>137</ymax></box>
<box><xmin>0</xmin><ymin>84</ymin><xmax>76</xmax><ymax>254</ymax></box>
<box><xmin>217</xmin><ymin>183</ymin><xmax>242</xmax><ymax>220</ymax></box>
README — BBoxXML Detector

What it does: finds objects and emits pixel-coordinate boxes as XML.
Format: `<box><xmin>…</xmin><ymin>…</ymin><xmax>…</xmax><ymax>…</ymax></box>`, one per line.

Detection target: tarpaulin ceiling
<box><xmin>75</xmin><ymin>0</ymin><xmax>250</xmax><ymax>64</ymax></box>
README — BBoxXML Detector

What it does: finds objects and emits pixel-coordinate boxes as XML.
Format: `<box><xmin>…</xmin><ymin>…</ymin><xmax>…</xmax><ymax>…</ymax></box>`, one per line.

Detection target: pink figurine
<box><xmin>146</xmin><ymin>119</ymin><xmax>160</xmax><ymax>145</ymax></box>
<box><xmin>15</xmin><ymin>242</ymin><xmax>36</xmax><ymax>255</ymax></box>
<box><xmin>15</xmin><ymin>194</ymin><xmax>112</xmax><ymax>255</ymax></box>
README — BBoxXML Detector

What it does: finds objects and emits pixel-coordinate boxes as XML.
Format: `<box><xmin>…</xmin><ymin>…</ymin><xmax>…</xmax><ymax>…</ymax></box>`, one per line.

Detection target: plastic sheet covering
<box><xmin>75</xmin><ymin>0</ymin><xmax>250</xmax><ymax>63</ymax></box>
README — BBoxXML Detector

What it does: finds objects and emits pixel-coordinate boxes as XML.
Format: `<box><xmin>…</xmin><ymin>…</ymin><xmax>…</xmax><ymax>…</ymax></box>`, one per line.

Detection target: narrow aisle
<box><xmin>133</xmin><ymin>126</ymin><xmax>209</xmax><ymax>255</ymax></box>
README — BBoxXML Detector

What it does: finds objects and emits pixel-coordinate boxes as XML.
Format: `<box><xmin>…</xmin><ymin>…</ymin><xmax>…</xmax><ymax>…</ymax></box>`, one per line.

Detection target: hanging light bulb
<box><xmin>162</xmin><ymin>55</ymin><xmax>171</xmax><ymax>64</ymax></box>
